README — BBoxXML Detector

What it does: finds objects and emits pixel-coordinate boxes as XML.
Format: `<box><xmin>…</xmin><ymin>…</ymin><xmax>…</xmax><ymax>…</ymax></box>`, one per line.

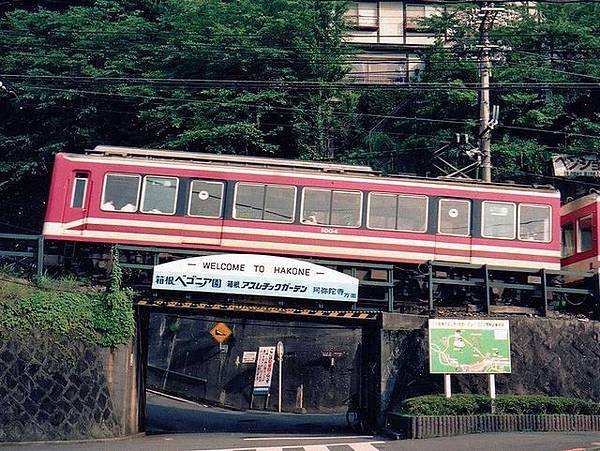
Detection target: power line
<box><xmin>11</xmin><ymin>83</ymin><xmax>600</xmax><ymax>140</ymax></box>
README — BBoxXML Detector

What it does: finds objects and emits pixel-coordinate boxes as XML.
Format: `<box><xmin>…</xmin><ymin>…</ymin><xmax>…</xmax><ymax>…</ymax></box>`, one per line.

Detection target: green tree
<box><xmin>348</xmin><ymin>2</ymin><xmax>600</xmax><ymax>185</ymax></box>
<box><xmin>0</xmin><ymin>0</ymin><xmax>351</xmax><ymax>230</ymax></box>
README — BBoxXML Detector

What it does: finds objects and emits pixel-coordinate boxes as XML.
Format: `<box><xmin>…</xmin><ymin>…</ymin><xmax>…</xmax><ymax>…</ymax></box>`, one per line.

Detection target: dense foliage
<box><xmin>0</xmin><ymin>1</ymin><xmax>598</xmax><ymax>231</ymax></box>
<box><xmin>0</xmin><ymin>0</ymin><xmax>351</xmax><ymax>230</ymax></box>
<box><xmin>0</xmin><ymin>254</ymin><xmax>135</xmax><ymax>348</ymax></box>
<box><xmin>398</xmin><ymin>394</ymin><xmax>600</xmax><ymax>416</ymax></box>
<box><xmin>356</xmin><ymin>2</ymin><xmax>600</xmax><ymax>189</ymax></box>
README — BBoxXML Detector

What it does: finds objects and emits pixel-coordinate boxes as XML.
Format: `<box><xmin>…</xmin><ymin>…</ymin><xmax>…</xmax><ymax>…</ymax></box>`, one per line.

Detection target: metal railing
<box><xmin>427</xmin><ymin>261</ymin><xmax>600</xmax><ymax>319</ymax></box>
<box><xmin>0</xmin><ymin>233</ymin><xmax>44</xmax><ymax>277</ymax></box>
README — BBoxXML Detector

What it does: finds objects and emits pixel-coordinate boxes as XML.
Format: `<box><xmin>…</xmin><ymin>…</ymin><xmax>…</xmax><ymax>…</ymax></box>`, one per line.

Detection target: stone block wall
<box><xmin>0</xmin><ymin>335</ymin><xmax>138</xmax><ymax>442</ymax></box>
<box><xmin>380</xmin><ymin>315</ymin><xmax>600</xmax><ymax>413</ymax></box>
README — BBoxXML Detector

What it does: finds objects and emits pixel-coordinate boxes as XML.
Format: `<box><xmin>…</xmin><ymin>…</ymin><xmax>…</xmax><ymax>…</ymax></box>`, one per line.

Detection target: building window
<box><xmin>71</xmin><ymin>173</ymin><xmax>88</xmax><ymax>209</ymax></box>
<box><xmin>348</xmin><ymin>58</ymin><xmax>409</xmax><ymax>84</ymax></box>
<box><xmin>101</xmin><ymin>173</ymin><xmax>141</xmax><ymax>212</ymax></box>
<box><xmin>368</xmin><ymin>193</ymin><xmax>428</xmax><ymax>232</ymax></box>
<box><xmin>188</xmin><ymin>180</ymin><xmax>224</xmax><ymax>218</ymax></box>
<box><xmin>519</xmin><ymin>204</ymin><xmax>551</xmax><ymax>242</ymax></box>
<box><xmin>345</xmin><ymin>2</ymin><xmax>378</xmax><ymax>29</ymax></box>
<box><xmin>577</xmin><ymin>215</ymin><xmax>593</xmax><ymax>252</ymax></box>
<box><xmin>438</xmin><ymin>199</ymin><xmax>471</xmax><ymax>236</ymax></box>
<box><xmin>302</xmin><ymin>188</ymin><xmax>362</xmax><ymax>228</ymax></box>
<box><xmin>234</xmin><ymin>183</ymin><xmax>296</xmax><ymax>223</ymax></box>
<box><xmin>561</xmin><ymin>222</ymin><xmax>575</xmax><ymax>257</ymax></box>
<box><xmin>405</xmin><ymin>4</ymin><xmax>426</xmax><ymax>32</ymax></box>
<box><xmin>141</xmin><ymin>176</ymin><xmax>179</xmax><ymax>215</ymax></box>
<box><xmin>481</xmin><ymin>201</ymin><xmax>516</xmax><ymax>239</ymax></box>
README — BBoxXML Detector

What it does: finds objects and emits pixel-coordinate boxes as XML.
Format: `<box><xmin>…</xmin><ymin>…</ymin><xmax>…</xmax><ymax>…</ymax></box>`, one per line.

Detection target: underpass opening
<box><xmin>134</xmin><ymin>254</ymin><xmax>381</xmax><ymax>435</ymax></box>
<box><xmin>137</xmin><ymin>306</ymin><xmax>378</xmax><ymax>435</ymax></box>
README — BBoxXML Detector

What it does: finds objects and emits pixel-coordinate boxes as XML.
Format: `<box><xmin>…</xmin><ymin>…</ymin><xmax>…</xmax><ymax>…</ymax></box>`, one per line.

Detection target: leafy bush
<box><xmin>398</xmin><ymin>395</ymin><xmax>600</xmax><ymax>416</ymax></box>
<box><xmin>0</xmin><ymin>252</ymin><xmax>135</xmax><ymax>348</ymax></box>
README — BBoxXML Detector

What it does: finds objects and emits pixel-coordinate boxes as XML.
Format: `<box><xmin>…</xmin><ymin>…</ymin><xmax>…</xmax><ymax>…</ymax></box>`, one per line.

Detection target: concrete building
<box><xmin>344</xmin><ymin>1</ymin><xmax>537</xmax><ymax>83</ymax></box>
<box><xmin>344</xmin><ymin>1</ymin><xmax>444</xmax><ymax>83</ymax></box>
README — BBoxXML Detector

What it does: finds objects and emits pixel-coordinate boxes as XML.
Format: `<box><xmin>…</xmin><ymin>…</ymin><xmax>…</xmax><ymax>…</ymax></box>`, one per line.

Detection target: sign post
<box><xmin>444</xmin><ymin>374</ymin><xmax>452</xmax><ymax>398</ymax></box>
<box><xmin>428</xmin><ymin>319</ymin><xmax>511</xmax><ymax>407</ymax></box>
<box><xmin>276</xmin><ymin>341</ymin><xmax>284</xmax><ymax>413</ymax></box>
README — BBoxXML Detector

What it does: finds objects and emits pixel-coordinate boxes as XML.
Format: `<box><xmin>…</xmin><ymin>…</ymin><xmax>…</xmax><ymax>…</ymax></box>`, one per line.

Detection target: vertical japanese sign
<box><xmin>253</xmin><ymin>346</ymin><xmax>276</xmax><ymax>395</ymax></box>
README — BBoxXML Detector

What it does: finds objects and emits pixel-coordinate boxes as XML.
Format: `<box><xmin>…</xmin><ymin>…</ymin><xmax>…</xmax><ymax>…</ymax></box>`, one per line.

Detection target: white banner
<box><xmin>253</xmin><ymin>346</ymin><xmax>276</xmax><ymax>395</ymax></box>
<box><xmin>152</xmin><ymin>254</ymin><xmax>359</xmax><ymax>302</ymax></box>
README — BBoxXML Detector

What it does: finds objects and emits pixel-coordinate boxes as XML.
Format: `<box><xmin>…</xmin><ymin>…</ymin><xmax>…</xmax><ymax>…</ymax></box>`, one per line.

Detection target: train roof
<box><xmin>72</xmin><ymin>145</ymin><xmax>558</xmax><ymax>194</ymax></box>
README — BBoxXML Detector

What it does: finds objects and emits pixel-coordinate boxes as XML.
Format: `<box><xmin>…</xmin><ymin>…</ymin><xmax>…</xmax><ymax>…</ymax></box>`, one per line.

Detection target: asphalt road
<box><xmin>4</xmin><ymin>392</ymin><xmax>600</xmax><ymax>451</ymax></box>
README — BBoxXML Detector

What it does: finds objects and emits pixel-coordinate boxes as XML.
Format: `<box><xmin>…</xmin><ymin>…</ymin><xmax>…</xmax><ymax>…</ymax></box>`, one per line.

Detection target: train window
<box><xmin>302</xmin><ymin>188</ymin><xmax>362</xmax><ymax>227</ymax></box>
<box><xmin>368</xmin><ymin>193</ymin><xmax>427</xmax><ymax>232</ymax></box>
<box><xmin>302</xmin><ymin>188</ymin><xmax>330</xmax><ymax>225</ymax></box>
<box><xmin>188</xmin><ymin>180</ymin><xmax>224</xmax><ymax>218</ymax></box>
<box><xmin>71</xmin><ymin>173</ymin><xmax>88</xmax><ymax>208</ymax></box>
<box><xmin>481</xmin><ymin>201</ymin><xmax>516</xmax><ymax>239</ymax></box>
<box><xmin>141</xmin><ymin>176</ymin><xmax>179</xmax><ymax>215</ymax></box>
<box><xmin>562</xmin><ymin>222</ymin><xmax>575</xmax><ymax>257</ymax></box>
<box><xmin>101</xmin><ymin>174</ymin><xmax>141</xmax><ymax>212</ymax></box>
<box><xmin>331</xmin><ymin>191</ymin><xmax>362</xmax><ymax>227</ymax></box>
<box><xmin>577</xmin><ymin>215</ymin><xmax>593</xmax><ymax>252</ymax></box>
<box><xmin>438</xmin><ymin>199</ymin><xmax>470</xmax><ymax>236</ymax></box>
<box><xmin>368</xmin><ymin>193</ymin><xmax>396</xmax><ymax>229</ymax></box>
<box><xmin>234</xmin><ymin>183</ymin><xmax>296</xmax><ymax>223</ymax></box>
<box><xmin>518</xmin><ymin>204</ymin><xmax>551</xmax><ymax>242</ymax></box>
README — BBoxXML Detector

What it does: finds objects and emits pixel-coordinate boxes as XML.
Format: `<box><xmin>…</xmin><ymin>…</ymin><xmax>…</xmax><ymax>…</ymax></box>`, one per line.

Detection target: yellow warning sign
<box><xmin>210</xmin><ymin>322</ymin><xmax>232</xmax><ymax>344</ymax></box>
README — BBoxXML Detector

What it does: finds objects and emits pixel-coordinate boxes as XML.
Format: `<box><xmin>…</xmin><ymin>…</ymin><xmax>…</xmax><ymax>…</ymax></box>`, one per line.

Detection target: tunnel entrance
<box><xmin>136</xmin><ymin>304</ymin><xmax>379</xmax><ymax>434</ymax></box>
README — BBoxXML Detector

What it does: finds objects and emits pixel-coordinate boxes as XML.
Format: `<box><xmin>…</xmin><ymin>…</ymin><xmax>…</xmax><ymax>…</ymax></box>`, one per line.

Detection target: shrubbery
<box><xmin>398</xmin><ymin>394</ymin><xmax>600</xmax><ymax>416</ymax></box>
<box><xmin>0</xmin><ymin>253</ymin><xmax>135</xmax><ymax>348</ymax></box>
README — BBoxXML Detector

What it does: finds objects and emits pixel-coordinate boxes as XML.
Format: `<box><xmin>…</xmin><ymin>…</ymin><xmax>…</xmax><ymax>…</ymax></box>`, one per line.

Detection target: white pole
<box><xmin>276</xmin><ymin>341</ymin><xmax>284</xmax><ymax>413</ymax></box>
<box><xmin>488</xmin><ymin>374</ymin><xmax>496</xmax><ymax>399</ymax></box>
<box><xmin>444</xmin><ymin>374</ymin><xmax>452</xmax><ymax>398</ymax></box>
<box><xmin>489</xmin><ymin>374</ymin><xmax>496</xmax><ymax>414</ymax></box>
<box><xmin>278</xmin><ymin>356</ymin><xmax>282</xmax><ymax>413</ymax></box>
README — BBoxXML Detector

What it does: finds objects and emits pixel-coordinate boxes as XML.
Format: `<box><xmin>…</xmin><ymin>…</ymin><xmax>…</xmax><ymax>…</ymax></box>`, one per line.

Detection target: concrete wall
<box><xmin>147</xmin><ymin>313</ymin><xmax>362</xmax><ymax>413</ymax></box>
<box><xmin>380</xmin><ymin>315</ymin><xmax>600</xmax><ymax>414</ymax></box>
<box><xmin>0</xmin><ymin>335</ymin><xmax>138</xmax><ymax>442</ymax></box>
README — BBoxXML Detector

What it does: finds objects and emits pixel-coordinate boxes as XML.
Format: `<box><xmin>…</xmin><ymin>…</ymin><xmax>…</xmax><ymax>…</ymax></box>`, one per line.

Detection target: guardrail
<box><xmin>0</xmin><ymin>233</ymin><xmax>44</xmax><ymax>277</ymax></box>
<box><xmin>427</xmin><ymin>261</ymin><xmax>600</xmax><ymax>320</ymax></box>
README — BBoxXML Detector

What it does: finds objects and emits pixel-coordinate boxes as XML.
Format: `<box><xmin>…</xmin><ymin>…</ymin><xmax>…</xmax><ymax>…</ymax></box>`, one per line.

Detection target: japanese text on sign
<box><xmin>152</xmin><ymin>254</ymin><xmax>359</xmax><ymax>303</ymax></box>
<box><xmin>253</xmin><ymin>346</ymin><xmax>276</xmax><ymax>395</ymax></box>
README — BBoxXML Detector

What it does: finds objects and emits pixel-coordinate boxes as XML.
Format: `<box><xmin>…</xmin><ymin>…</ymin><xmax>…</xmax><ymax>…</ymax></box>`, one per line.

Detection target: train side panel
<box><xmin>43</xmin><ymin>152</ymin><xmax>562</xmax><ymax>271</ymax></box>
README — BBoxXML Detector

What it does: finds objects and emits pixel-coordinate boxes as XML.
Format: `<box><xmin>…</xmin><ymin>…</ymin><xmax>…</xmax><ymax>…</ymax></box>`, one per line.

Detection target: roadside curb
<box><xmin>0</xmin><ymin>432</ymin><xmax>146</xmax><ymax>447</ymax></box>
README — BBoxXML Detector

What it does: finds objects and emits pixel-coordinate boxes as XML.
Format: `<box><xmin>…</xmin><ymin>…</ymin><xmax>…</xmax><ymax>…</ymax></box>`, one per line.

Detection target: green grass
<box><xmin>0</xmin><ymin>270</ymin><xmax>135</xmax><ymax>348</ymax></box>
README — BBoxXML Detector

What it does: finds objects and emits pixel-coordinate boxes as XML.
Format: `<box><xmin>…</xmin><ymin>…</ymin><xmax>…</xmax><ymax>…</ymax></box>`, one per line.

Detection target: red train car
<box><xmin>560</xmin><ymin>193</ymin><xmax>599</xmax><ymax>273</ymax></box>
<box><xmin>43</xmin><ymin>145</ymin><xmax>561</xmax><ymax>271</ymax></box>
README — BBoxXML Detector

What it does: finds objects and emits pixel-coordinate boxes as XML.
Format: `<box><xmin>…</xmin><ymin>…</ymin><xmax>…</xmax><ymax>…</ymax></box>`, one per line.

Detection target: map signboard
<box><xmin>253</xmin><ymin>346</ymin><xmax>276</xmax><ymax>395</ymax></box>
<box><xmin>428</xmin><ymin>319</ymin><xmax>511</xmax><ymax>374</ymax></box>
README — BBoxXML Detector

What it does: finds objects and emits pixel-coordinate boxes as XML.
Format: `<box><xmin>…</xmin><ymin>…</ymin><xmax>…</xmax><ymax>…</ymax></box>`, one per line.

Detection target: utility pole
<box><xmin>478</xmin><ymin>2</ymin><xmax>494</xmax><ymax>183</ymax></box>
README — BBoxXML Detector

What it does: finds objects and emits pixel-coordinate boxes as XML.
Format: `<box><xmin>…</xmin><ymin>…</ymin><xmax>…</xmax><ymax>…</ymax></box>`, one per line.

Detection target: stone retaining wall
<box><xmin>0</xmin><ymin>335</ymin><xmax>138</xmax><ymax>442</ymax></box>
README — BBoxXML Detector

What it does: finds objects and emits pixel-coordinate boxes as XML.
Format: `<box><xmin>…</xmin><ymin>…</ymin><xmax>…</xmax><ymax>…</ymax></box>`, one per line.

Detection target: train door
<box><xmin>63</xmin><ymin>171</ymin><xmax>90</xmax><ymax>237</ymax></box>
<box><xmin>434</xmin><ymin>197</ymin><xmax>472</xmax><ymax>264</ymax></box>
<box><xmin>181</xmin><ymin>179</ymin><xmax>225</xmax><ymax>247</ymax></box>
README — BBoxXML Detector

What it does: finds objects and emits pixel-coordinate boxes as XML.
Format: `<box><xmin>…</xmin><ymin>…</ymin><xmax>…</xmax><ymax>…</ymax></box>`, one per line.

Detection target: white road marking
<box><xmin>189</xmin><ymin>441</ymin><xmax>385</xmax><ymax>451</ymax></box>
<box><xmin>348</xmin><ymin>443</ymin><xmax>383</xmax><ymax>451</ymax></box>
<box><xmin>243</xmin><ymin>436</ymin><xmax>374</xmax><ymax>441</ymax></box>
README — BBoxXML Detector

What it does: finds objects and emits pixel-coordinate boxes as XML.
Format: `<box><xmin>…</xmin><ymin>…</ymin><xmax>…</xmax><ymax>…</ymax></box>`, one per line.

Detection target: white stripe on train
<box><xmin>44</xmin><ymin>218</ymin><xmax>561</xmax><ymax>258</ymax></box>
<box><xmin>43</xmin><ymin>223</ymin><xmax>560</xmax><ymax>270</ymax></box>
